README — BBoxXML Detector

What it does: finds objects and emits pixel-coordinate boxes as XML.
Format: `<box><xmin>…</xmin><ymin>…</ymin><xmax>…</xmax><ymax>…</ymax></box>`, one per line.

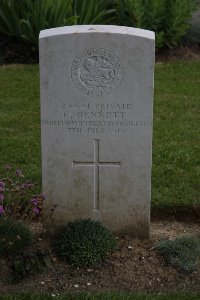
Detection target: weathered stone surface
<box><xmin>39</xmin><ymin>25</ymin><xmax>155</xmax><ymax>237</ymax></box>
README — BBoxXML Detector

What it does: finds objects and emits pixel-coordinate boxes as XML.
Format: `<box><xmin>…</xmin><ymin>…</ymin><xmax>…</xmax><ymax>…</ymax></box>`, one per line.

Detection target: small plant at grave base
<box><xmin>12</xmin><ymin>250</ymin><xmax>52</xmax><ymax>282</ymax></box>
<box><xmin>0</xmin><ymin>218</ymin><xmax>33</xmax><ymax>255</ymax></box>
<box><xmin>155</xmin><ymin>235</ymin><xmax>200</xmax><ymax>273</ymax></box>
<box><xmin>56</xmin><ymin>219</ymin><xmax>117</xmax><ymax>267</ymax></box>
<box><xmin>0</xmin><ymin>165</ymin><xmax>45</xmax><ymax>223</ymax></box>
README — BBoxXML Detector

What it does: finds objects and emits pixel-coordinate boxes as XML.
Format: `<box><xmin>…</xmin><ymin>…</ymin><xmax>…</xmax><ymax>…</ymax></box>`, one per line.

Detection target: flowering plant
<box><xmin>0</xmin><ymin>165</ymin><xmax>45</xmax><ymax>222</ymax></box>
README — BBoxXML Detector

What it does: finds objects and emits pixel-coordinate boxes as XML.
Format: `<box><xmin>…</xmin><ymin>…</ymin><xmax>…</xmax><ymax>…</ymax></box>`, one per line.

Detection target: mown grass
<box><xmin>0</xmin><ymin>293</ymin><xmax>200</xmax><ymax>300</ymax></box>
<box><xmin>153</xmin><ymin>62</ymin><xmax>200</xmax><ymax>209</ymax></box>
<box><xmin>0</xmin><ymin>65</ymin><xmax>40</xmax><ymax>183</ymax></box>
<box><xmin>0</xmin><ymin>62</ymin><xmax>199</xmax><ymax>210</ymax></box>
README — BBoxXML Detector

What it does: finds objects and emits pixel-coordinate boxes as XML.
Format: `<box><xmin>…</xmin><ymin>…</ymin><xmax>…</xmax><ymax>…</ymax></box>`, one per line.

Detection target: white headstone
<box><xmin>40</xmin><ymin>25</ymin><xmax>155</xmax><ymax>237</ymax></box>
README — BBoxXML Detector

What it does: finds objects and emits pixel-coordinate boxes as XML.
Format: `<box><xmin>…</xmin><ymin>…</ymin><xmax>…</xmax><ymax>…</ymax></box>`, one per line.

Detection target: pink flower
<box><xmin>31</xmin><ymin>198</ymin><xmax>38</xmax><ymax>206</ymax></box>
<box><xmin>27</xmin><ymin>183</ymin><xmax>34</xmax><ymax>188</ymax></box>
<box><xmin>0</xmin><ymin>194</ymin><xmax>4</xmax><ymax>202</ymax></box>
<box><xmin>33</xmin><ymin>207</ymin><xmax>40</xmax><ymax>215</ymax></box>
<box><xmin>21</xmin><ymin>183</ymin><xmax>27</xmax><ymax>189</ymax></box>
<box><xmin>0</xmin><ymin>205</ymin><xmax>5</xmax><ymax>215</ymax></box>
<box><xmin>0</xmin><ymin>181</ymin><xmax>4</xmax><ymax>188</ymax></box>
<box><xmin>16</xmin><ymin>169</ymin><xmax>23</xmax><ymax>177</ymax></box>
<box><xmin>0</xmin><ymin>182</ymin><xmax>4</xmax><ymax>192</ymax></box>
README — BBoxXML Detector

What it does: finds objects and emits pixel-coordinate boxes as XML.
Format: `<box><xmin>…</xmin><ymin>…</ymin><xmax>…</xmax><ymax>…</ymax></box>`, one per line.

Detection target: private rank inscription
<box><xmin>41</xmin><ymin>102</ymin><xmax>152</xmax><ymax>134</ymax></box>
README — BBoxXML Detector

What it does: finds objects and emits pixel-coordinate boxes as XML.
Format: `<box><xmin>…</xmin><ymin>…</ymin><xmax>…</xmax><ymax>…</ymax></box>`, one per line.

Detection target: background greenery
<box><xmin>0</xmin><ymin>0</ymin><xmax>198</xmax><ymax>49</ymax></box>
<box><xmin>0</xmin><ymin>0</ymin><xmax>115</xmax><ymax>45</ymax></box>
<box><xmin>0</xmin><ymin>293</ymin><xmax>200</xmax><ymax>300</ymax></box>
<box><xmin>0</xmin><ymin>62</ymin><xmax>199</xmax><ymax>212</ymax></box>
<box><xmin>116</xmin><ymin>0</ymin><xmax>198</xmax><ymax>49</ymax></box>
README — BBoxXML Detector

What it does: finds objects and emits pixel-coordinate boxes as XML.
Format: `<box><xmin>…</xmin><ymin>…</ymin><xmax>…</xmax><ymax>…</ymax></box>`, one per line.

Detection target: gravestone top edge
<box><xmin>39</xmin><ymin>25</ymin><xmax>155</xmax><ymax>40</ymax></box>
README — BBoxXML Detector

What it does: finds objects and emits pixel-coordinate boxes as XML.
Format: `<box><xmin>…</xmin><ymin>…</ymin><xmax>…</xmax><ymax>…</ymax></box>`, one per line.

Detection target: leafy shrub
<box><xmin>73</xmin><ymin>0</ymin><xmax>115</xmax><ymax>25</ymax></box>
<box><xmin>155</xmin><ymin>235</ymin><xmax>200</xmax><ymax>273</ymax></box>
<box><xmin>12</xmin><ymin>250</ymin><xmax>52</xmax><ymax>282</ymax></box>
<box><xmin>0</xmin><ymin>0</ymin><xmax>76</xmax><ymax>46</ymax></box>
<box><xmin>0</xmin><ymin>218</ymin><xmax>33</xmax><ymax>255</ymax></box>
<box><xmin>116</xmin><ymin>0</ymin><xmax>199</xmax><ymax>49</ymax></box>
<box><xmin>1</xmin><ymin>0</ymin><xmax>198</xmax><ymax>51</ymax></box>
<box><xmin>56</xmin><ymin>219</ymin><xmax>117</xmax><ymax>267</ymax></box>
<box><xmin>0</xmin><ymin>0</ymin><xmax>115</xmax><ymax>47</ymax></box>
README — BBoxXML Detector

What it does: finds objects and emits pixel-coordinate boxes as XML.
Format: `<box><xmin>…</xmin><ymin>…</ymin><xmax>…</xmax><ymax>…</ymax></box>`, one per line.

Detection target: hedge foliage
<box><xmin>116</xmin><ymin>0</ymin><xmax>198</xmax><ymax>49</ymax></box>
<box><xmin>0</xmin><ymin>0</ymin><xmax>115</xmax><ymax>46</ymax></box>
<box><xmin>0</xmin><ymin>0</ymin><xmax>198</xmax><ymax>49</ymax></box>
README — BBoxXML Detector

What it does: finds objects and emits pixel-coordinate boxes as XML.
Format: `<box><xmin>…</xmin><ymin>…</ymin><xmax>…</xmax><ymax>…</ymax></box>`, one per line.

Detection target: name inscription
<box><xmin>42</xmin><ymin>102</ymin><xmax>152</xmax><ymax>134</ymax></box>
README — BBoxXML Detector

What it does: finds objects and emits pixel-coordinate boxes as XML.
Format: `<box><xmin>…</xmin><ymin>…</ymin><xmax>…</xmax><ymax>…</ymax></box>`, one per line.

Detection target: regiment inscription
<box><xmin>42</xmin><ymin>101</ymin><xmax>152</xmax><ymax>135</ymax></box>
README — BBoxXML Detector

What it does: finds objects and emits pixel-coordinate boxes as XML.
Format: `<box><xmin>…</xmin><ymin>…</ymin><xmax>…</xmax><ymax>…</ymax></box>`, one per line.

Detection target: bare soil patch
<box><xmin>0</xmin><ymin>221</ymin><xmax>200</xmax><ymax>294</ymax></box>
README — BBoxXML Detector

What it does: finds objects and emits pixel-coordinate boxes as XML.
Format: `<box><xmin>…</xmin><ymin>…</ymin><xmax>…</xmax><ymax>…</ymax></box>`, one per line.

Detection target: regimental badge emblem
<box><xmin>71</xmin><ymin>48</ymin><xmax>123</xmax><ymax>97</ymax></box>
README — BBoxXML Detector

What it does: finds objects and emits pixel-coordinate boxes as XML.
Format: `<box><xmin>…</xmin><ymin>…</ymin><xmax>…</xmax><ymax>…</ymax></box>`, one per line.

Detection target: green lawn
<box><xmin>153</xmin><ymin>62</ymin><xmax>200</xmax><ymax>209</ymax></box>
<box><xmin>0</xmin><ymin>294</ymin><xmax>200</xmax><ymax>300</ymax></box>
<box><xmin>0</xmin><ymin>62</ymin><xmax>199</xmax><ymax>210</ymax></box>
<box><xmin>0</xmin><ymin>65</ymin><xmax>40</xmax><ymax>183</ymax></box>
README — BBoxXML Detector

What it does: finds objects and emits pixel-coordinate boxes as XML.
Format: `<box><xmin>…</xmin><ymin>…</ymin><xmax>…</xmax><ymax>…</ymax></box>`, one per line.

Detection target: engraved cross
<box><xmin>72</xmin><ymin>139</ymin><xmax>120</xmax><ymax>212</ymax></box>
